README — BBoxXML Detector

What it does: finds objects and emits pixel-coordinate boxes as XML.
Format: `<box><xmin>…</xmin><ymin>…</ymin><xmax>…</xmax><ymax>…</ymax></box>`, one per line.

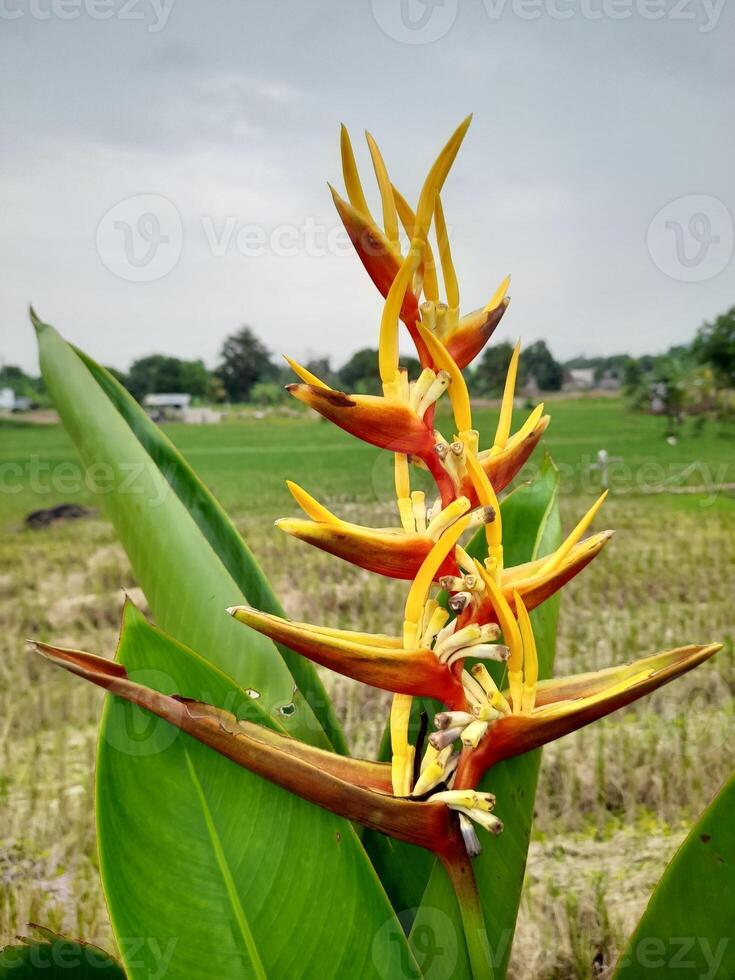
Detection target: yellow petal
<box><xmin>283</xmin><ymin>355</ymin><xmax>329</xmax><ymax>389</ymax></box>
<box><xmin>484</xmin><ymin>274</ymin><xmax>511</xmax><ymax>313</ymax></box>
<box><xmin>285</xmin><ymin>481</ymin><xmax>341</xmax><ymax>524</ymax></box>
<box><xmin>379</xmin><ymin>243</ymin><xmax>422</xmax><ymax>385</ymax></box>
<box><xmin>405</xmin><ymin>514</ymin><xmax>471</xmax><ymax>628</ymax></box>
<box><xmin>434</xmin><ymin>193</ymin><xmax>459</xmax><ymax>310</ymax></box>
<box><xmin>539</xmin><ymin>491</ymin><xmax>608</xmax><ymax>576</ymax></box>
<box><xmin>416</xmin><ymin>322</ymin><xmax>472</xmax><ymax>433</ymax></box>
<box><xmin>493</xmin><ymin>341</ymin><xmax>521</xmax><ymax>450</ymax></box>
<box><xmin>366</xmin><ymin>131</ymin><xmax>399</xmax><ymax>245</ymax></box>
<box><xmin>415</xmin><ymin>115</ymin><xmax>472</xmax><ymax>243</ymax></box>
<box><xmin>340</xmin><ymin>123</ymin><xmax>371</xmax><ymax>218</ymax></box>
<box><xmin>392</xmin><ymin>183</ymin><xmax>439</xmax><ymax>302</ymax></box>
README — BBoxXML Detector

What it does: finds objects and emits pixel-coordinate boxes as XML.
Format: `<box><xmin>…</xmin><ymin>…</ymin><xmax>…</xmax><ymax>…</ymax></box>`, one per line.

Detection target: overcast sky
<box><xmin>2</xmin><ymin>0</ymin><xmax>734</xmax><ymax>375</ymax></box>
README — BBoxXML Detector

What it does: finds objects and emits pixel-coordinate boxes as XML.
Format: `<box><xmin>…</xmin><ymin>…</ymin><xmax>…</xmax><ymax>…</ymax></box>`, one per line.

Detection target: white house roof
<box><xmin>143</xmin><ymin>393</ymin><xmax>192</xmax><ymax>408</ymax></box>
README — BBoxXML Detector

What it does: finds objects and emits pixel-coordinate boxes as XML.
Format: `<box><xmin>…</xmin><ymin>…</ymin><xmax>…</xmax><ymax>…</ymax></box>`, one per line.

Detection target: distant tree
<box><xmin>693</xmin><ymin>306</ymin><xmax>735</xmax><ymax>387</ymax></box>
<box><xmin>473</xmin><ymin>341</ymin><xmax>518</xmax><ymax>396</ymax></box>
<box><xmin>623</xmin><ymin>358</ymin><xmax>644</xmax><ymax>394</ymax></box>
<box><xmin>216</xmin><ymin>326</ymin><xmax>274</xmax><ymax>402</ymax></box>
<box><xmin>0</xmin><ymin>365</ymin><xmax>45</xmax><ymax>399</ymax></box>
<box><xmin>338</xmin><ymin>348</ymin><xmax>381</xmax><ymax>394</ymax></box>
<box><xmin>126</xmin><ymin>355</ymin><xmax>209</xmax><ymax>401</ymax></box>
<box><xmin>207</xmin><ymin>374</ymin><xmax>227</xmax><ymax>404</ymax></box>
<box><xmin>522</xmin><ymin>341</ymin><xmax>563</xmax><ymax>391</ymax></box>
<box><xmin>250</xmin><ymin>382</ymin><xmax>286</xmax><ymax>406</ymax></box>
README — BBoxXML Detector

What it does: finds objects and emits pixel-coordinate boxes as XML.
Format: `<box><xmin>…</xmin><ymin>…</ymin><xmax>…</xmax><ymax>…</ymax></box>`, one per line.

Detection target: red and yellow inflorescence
<box><xmin>225</xmin><ymin>117</ymin><xmax>721</xmax><ymax>856</ymax></box>
<box><xmin>34</xmin><ymin>117</ymin><xmax>722</xmax><ymax>874</ymax></box>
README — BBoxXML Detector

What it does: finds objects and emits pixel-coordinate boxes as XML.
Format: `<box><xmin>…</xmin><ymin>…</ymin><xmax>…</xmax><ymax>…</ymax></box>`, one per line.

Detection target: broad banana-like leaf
<box><xmin>69</xmin><ymin>602</ymin><xmax>419</xmax><ymax>979</ymax></box>
<box><xmin>409</xmin><ymin>456</ymin><xmax>562</xmax><ymax>978</ymax></box>
<box><xmin>34</xmin><ymin>313</ymin><xmax>342</xmax><ymax>752</ymax></box>
<box><xmin>73</xmin><ymin>344</ymin><xmax>346</xmax><ymax>754</ymax></box>
<box><xmin>614</xmin><ymin>774</ymin><xmax>735</xmax><ymax>980</ymax></box>
<box><xmin>0</xmin><ymin>927</ymin><xmax>124</xmax><ymax>978</ymax></box>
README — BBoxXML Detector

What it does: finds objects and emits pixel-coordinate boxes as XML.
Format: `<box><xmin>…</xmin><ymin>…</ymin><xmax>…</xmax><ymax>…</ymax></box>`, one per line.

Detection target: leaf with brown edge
<box><xmin>31</xmin><ymin>602</ymin><xmax>425</xmax><ymax>979</ymax></box>
<box><xmin>30</xmin><ymin>624</ymin><xmax>461</xmax><ymax>857</ymax></box>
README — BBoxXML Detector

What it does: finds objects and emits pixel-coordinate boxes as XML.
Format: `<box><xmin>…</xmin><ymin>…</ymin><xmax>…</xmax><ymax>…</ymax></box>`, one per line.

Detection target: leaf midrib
<box><xmin>184</xmin><ymin>749</ymin><xmax>268</xmax><ymax>980</ymax></box>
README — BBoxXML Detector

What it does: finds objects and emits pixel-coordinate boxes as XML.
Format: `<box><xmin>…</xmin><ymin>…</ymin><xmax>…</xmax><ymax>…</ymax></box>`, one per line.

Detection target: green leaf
<box><xmin>34</xmin><ymin>313</ymin><xmax>342</xmax><ymax>752</ymax></box>
<box><xmin>409</xmin><ymin>456</ymin><xmax>562</xmax><ymax>978</ymax></box>
<box><xmin>72</xmin><ymin>345</ymin><xmax>346</xmax><ymax>755</ymax></box>
<box><xmin>0</xmin><ymin>928</ymin><xmax>124</xmax><ymax>978</ymax></box>
<box><xmin>613</xmin><ymin>774</ymin><xmax>735</xmax><ymax>980</ymax></box>
<box><xmin>96</xmin><ymin>602</ymin><xmax>419</xmax><ymax>979</ymax></box>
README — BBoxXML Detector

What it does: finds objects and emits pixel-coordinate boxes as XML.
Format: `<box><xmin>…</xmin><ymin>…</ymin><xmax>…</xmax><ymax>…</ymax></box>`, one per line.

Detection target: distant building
<box><xmin>597</xmin><ymin>371</ymin><xmax>621</xmax><ymax>392</ymax></box>
<box><xmin>563</xmin><ymin>368</ymin><xmax>596</xmax><ymax>392</ymax></box>
<box><xmin>143</xmin><ymin>393</ymin><xmax>192</xmax><ymax>421</ymax></box>
<box><xmin>0</xmin><ymin>388</ymin><xmax>33</xmax><ymax>412</ymax></box>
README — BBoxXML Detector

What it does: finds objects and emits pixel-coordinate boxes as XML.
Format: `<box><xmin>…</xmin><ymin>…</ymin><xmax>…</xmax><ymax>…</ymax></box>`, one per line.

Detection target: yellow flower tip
<box><xmin>365</xmin><ymin>130</ymin><xmax>399</xmax><ymax>245</ymax></box>
<box><xmin>339</xmin><ymin>122</ymin><xmax>371</xmax><ymax>218</ymax></box>
<box><xmin>283</xmin><ymin>355</ymin><xmax>329</xmax><ymax>389</ymax></box>
<box><xmin>484</xmin><ymin>274</ymin><xmax>512</xmax><ymax>313</ymax></box>
<box><xmin>415</xmin><ymin>115</ymin><xmax>473</xmax><ymax>242</ymax></box>
<box><xmin>493</xmin><ymin>340</ymin><xmax>521</xmax><ymax>450</ymax></box>
<box><xmin>540</xmin><ymin>489</ymin><xmax>609</xmax><ymax>576</ymax></box>
<box><xmin>284</xmin><ymin>481</ymin><xmax>340</xmax><ymax>524</ymax></box>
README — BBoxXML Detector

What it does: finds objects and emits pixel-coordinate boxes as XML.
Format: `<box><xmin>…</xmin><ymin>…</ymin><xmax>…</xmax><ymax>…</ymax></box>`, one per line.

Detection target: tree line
<box><xmin>3</xmin><ymin>306</ymin><xmax>733</xmax><ymax>408</ymax></box>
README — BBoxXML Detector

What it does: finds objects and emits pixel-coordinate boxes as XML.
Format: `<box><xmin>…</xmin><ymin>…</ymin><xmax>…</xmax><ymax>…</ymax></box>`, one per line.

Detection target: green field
<box><xmin>2</xmin><ymin>397</ymin><xmax>734</xmax><ymax>524</ymax></box>
<box><xmin>1</xmin><ymin>396</ymin><xmax>733</xmax><ymax>978</ymax></box>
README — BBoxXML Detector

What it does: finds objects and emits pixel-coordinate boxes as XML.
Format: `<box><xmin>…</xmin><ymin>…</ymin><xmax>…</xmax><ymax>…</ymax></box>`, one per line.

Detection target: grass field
<box><xmin>1</xmin><ymin>396</ymin><xmax>733</xmax><ymax>978</ymax></box>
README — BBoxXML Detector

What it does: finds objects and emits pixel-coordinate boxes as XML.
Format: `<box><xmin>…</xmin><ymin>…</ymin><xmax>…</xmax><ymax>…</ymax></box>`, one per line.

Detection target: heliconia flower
<box><xmin>286</xmin><ymin>381</ymin><xmax>437</xmax><ymax>457</ymax></box>
<box><xmin>333</xmin><ymin>121</ymin><xmax>511</xmax><ymax>370</ymax></box>
<box><xmin>451</xmin><ymin>642</ymin><xmax>723</xmax><ymax>791</ymax></box>
<box><xmin>227</xmin><ymin>605</ymin><xmax>470</xmax><ymax>710</ymax></box>
<box><xmin>32</xmin><ymin>110</ymin><xmax>726</xmax><ymax>958</ymax></box>
<box><xmin>275</xmin><ymin>482</ymin><xmax>612</xmax><ymax>613</ymax></box>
